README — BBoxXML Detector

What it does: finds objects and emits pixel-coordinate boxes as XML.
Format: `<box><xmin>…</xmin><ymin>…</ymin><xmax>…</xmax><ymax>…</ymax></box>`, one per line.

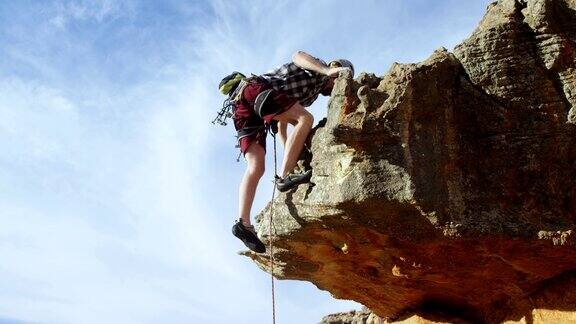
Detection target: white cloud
<box><xmin>0</xmin><ymin>78</ymin><xmax>80</xmax><ymax>164</ymax></box>
<box><xmin>49</xmin><ymin>0</ymin><xmax>134</xmax><ymax>29</ymax></box>
<box><xmin>0</xmin><ymin>45</ymin><xmax>271</xmax><ymax>324</ymax></box>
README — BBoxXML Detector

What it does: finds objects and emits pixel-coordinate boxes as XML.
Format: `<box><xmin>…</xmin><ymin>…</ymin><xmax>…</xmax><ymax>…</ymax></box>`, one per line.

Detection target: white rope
<box><xmin>268</xmin><ymin>133</ymin><xmax>278</xmax><ymax>324</ymax></box>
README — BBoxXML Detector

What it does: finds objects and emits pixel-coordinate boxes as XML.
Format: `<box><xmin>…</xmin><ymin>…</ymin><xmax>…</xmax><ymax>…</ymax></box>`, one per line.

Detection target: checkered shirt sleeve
<box><xmin>260</xmin><ymin>62</ymin><xmax>329</xmax><ymax>107</ymax></box>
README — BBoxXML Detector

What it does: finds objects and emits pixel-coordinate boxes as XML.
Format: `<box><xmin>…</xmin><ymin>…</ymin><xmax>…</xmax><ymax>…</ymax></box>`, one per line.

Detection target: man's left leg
<box><xmin>238</xmin><ymin>142</ymin><xmax>265</xmax><ymax>226</ymax></box>
<box><xmin>233</xmin><ymin>142</ymin><xmax>266</xmax><ymax>253</ymax></box>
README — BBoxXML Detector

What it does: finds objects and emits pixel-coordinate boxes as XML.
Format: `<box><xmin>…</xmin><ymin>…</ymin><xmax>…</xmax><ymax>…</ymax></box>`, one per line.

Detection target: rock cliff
<box><xmin>246</xmin><ymin>0</ymin><xmax>576</xmax><ymax>323</ymax></box>
<box><xmin>319</xmin><ymin>307</ymin><xmax>377</xmax><ymax>324</ymax></box>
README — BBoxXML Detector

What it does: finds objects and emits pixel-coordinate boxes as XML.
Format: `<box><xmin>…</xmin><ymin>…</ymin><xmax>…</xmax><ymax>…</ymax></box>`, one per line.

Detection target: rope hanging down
<box><xmin>268</xmin><ymin>133</ymin><xmax>278</xmax><ymax>324</ymax></box>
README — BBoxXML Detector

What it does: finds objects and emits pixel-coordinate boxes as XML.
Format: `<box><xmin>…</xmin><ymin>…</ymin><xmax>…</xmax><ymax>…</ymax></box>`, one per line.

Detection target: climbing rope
<box><xmin>268</xmin><ymin>132</ymin><xmax>278</xmax><ymax>324</ymax></box>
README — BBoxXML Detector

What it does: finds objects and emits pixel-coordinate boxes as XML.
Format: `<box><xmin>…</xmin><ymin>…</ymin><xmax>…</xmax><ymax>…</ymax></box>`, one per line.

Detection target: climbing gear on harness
<box><xmin>212</xmin><ymin>97</ymin><xmax>235</xmax><ymax>126</ymax></box>
<box><xmin>219</xmin><ymin>71</ymin><xmax>245</xmax><ymax>95</ymax></box>
<box><xmin>232</xmin><ymin>219</ymin><xmax>266</xmax><ymax>253</ymax></box>
<box><xmin>215</xmin><ymin>74</ymin><xmax>280</xmax><ymax>161</ymax></box>
<box><xmin>274</xmin><ymin>169</ymin><xmax>312</xmax><ymax>192</ymax></box>
<box><xmin>329</xmin><ymin>59</ymin><xmax>355</xmax><ymax>76</ymax></box>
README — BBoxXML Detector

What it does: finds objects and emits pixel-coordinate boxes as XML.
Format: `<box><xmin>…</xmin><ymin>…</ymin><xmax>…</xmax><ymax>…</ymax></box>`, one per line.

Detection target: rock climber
<box><xmin>217</xmin><ymin>51</ymin><xmax>354</xmax><ymax>253</ymax></box>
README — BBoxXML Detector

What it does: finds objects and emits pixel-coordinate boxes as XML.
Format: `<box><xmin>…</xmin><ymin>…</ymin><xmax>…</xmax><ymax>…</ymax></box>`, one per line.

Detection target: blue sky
<box><xmin>0</xmin><ymin>1</ymin><xmax>491</xmax><ymax>323</ymax></box>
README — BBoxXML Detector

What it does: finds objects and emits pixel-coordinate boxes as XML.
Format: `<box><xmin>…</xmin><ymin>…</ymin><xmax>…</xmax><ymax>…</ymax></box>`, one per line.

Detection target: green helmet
<box><xmin>219</xmin><ymin>72</ymin><xmax>245</xmax><ymax>96</ymax></box>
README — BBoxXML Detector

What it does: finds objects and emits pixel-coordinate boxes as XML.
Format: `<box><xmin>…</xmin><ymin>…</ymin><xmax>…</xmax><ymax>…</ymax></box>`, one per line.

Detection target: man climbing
<box><xmin>218</xmin><ymin>51</ymin><xmax>354</xmax><ymax>253</ymax></box>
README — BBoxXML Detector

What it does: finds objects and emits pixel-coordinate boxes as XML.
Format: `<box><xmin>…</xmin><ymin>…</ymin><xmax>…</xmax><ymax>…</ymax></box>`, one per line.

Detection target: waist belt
<box><xmin>236</xmin><ymin>126</ymin><xmax>264</xmax><ymax>142</ymax></box>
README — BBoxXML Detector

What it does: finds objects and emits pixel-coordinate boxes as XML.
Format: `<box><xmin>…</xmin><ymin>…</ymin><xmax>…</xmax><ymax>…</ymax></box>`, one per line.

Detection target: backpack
<box><xmin>214</xmin><ymin>72</ymin><xmax>279</xmax><ymax>161</ymax></box>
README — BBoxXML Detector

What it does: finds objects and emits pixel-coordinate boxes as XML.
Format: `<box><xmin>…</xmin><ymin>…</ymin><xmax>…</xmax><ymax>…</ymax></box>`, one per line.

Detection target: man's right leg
<box><xmin>238</xmin><ymin>142</ymin><xmax>265</xmax><ymax>226</ymax></box>
<box><xmin>278</xmin><ymin>121</ymin><xmax>288</xmax><ymax>147</ymax></box>
<box><xmin>273</xmin><ymin>102</ymin><xmax>313</xmax><ymax>177</ymax></box>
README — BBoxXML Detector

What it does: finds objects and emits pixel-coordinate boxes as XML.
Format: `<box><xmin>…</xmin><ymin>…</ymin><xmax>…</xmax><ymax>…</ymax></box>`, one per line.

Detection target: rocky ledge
<box><xmin>246</xmin><ymin>0</ymin><xmax>576</xmax><ymax>323</ymax></box>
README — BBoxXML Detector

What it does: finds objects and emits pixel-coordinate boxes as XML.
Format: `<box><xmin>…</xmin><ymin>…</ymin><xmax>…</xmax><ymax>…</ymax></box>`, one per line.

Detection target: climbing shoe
<box><xmin>232</xmin><ymin>219</ymin><xmax>266</xmax><ymax>253</ymax></box>
<box><xmin>275</xmin><ymin>169</ymin><xmax>312</xmax><ymax>192</ymax></box>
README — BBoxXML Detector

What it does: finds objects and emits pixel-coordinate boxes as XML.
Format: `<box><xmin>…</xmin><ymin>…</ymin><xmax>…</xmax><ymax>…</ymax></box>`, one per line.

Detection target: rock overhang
<box><xmin>245</xmin><ymin>0</ymin><xmax>576</xmax><ymax>322</ymax></box>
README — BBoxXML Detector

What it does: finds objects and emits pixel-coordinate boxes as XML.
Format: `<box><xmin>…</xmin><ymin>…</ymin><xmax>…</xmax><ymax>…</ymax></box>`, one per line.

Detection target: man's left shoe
<box><xmin>232</xmin><ymin>220</ymin><xmax>266</xmax><ymax>253</ymax></box>
<box><xmin>275</xmin><ymin>169</ymin><xmax>312</xmax><ymax>192</ymax></box>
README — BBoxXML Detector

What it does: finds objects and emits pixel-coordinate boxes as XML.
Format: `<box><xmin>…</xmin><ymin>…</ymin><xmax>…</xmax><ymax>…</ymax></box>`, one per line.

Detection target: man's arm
<box><xmin>292</xmin><ymin>51</ymin><xmax>350</xmax><ymax>77</ymax></box>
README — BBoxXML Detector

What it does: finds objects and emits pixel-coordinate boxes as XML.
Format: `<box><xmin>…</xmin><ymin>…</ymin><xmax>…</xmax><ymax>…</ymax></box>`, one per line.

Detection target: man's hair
<box><xmin>329</xmin><ymin>59</ymin><xmax>354</xmax><ymax>76</ymax></box>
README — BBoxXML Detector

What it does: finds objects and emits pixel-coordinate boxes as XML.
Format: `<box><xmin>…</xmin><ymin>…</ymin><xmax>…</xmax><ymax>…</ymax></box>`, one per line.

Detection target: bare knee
<box><xmin>298</xmin><ymin>110</ymin><xmax>313</xmax><ymax>128</ymax></box>
<box><xmin>247</xmin><ymin>162</ymin><xmax>265</xmax><ymax>178</ymax></box>
<box><xmin>274</xmin><ymin>103</ymin><xmax>313</xmax><ymax>127</ymax></box>
<box><xmin>244</xmin><ymin>143</ymin><xmax>266</xmax><ymax>179</ymax></box>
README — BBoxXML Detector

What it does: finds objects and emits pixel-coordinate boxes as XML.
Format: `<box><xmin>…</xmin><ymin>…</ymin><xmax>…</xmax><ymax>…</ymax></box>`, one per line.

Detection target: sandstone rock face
<box><xmin>319</xmin><ymin>308</ymin><xmax>460</xmax><ymax>324</ymax></box>
<box><xmin>247</xmin><ymin>0</ymin><xmax>576</xmax><ymax>323</ymax></box>
<box><xmin>319</xmin><ymin>308</ymin><xmax>378</xmax><ymax>324</ymax></box>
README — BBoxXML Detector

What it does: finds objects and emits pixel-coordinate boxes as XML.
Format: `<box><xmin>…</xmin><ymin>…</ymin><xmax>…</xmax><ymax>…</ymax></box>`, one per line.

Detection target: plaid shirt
<box><xmin>259</xmin><ymin>61</ymin><xmax>329</xmax><ymax>107</ymax></box>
